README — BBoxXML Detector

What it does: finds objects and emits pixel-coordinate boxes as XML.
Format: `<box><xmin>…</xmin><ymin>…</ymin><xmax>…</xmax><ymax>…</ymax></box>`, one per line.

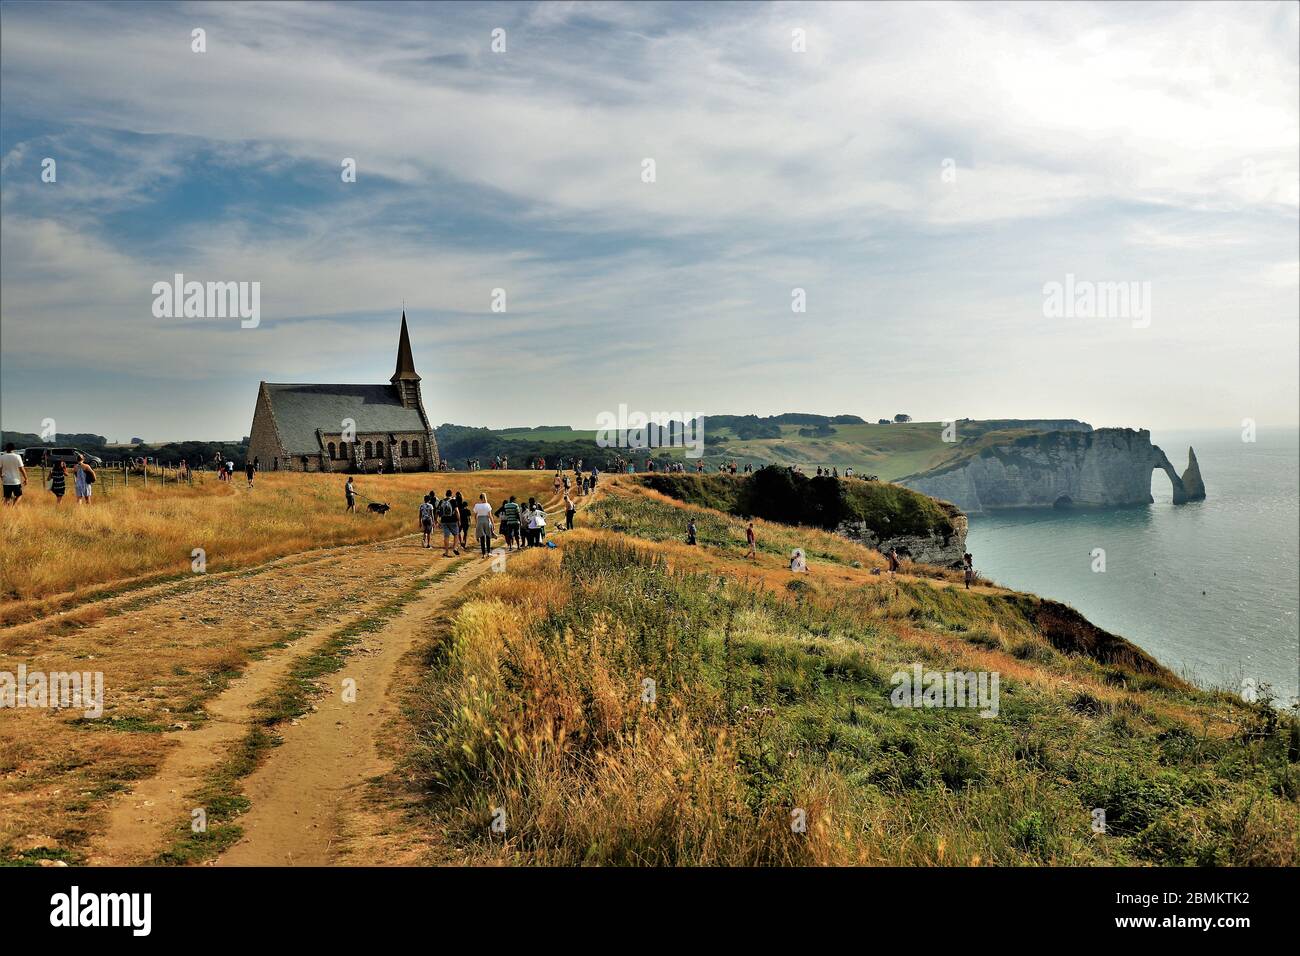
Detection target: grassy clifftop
<box><xmin>402</xmin><ymin>482</ymin><xmax>1299</xmax><ymax>866</ymax></box>
<box><xmin>639</xmin><ymin>468</ymin><xmax>959</xmax><ymax>540</ymax></box>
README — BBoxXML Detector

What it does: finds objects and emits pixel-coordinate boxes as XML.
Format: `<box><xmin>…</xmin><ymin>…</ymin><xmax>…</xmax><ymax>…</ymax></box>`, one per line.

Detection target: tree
<box><xmin>893</xmin><ymin>413</ymin><xmax>912</xmax><ymax>423</ymax></box>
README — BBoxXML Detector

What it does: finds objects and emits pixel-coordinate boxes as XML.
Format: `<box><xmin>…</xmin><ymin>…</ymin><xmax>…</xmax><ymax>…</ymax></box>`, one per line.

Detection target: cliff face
<box><xmin>900</xmin><ymin>428</ymin><xmax>1206</xmax><ymax>513</ymax></box>
<box><xmin>834</xmin><ymin>509</ymin><xmax>967</xmax><ymax>567</ymax></box>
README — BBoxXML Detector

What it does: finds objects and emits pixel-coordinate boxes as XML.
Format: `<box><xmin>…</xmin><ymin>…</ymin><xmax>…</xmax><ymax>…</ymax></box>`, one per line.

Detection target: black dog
<box><xmin>367</xmin><ymin>502</ymin><xmax>391</xmax><ymax>515</ymax></box>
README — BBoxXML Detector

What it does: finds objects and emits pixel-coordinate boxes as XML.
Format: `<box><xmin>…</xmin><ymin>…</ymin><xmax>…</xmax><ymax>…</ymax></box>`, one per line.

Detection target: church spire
<box><xmin>391</xmin><ymin>311</ymin><xmax>420</xmax><ymax>383</ymax></box>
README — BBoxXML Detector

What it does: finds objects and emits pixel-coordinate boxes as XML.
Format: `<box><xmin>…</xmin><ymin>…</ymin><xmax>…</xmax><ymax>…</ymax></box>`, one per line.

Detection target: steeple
<box><xmin>392</xmin><ymin>311</ymin><xmax>420</xmax><ymax>383</ymax></box>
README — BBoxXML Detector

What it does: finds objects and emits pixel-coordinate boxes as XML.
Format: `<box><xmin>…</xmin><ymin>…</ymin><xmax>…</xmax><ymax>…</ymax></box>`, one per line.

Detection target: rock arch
<box><xmin>1150</xmin><ymin>446</ymin><xmax>1205</xmax><ymax>505</ymax></box>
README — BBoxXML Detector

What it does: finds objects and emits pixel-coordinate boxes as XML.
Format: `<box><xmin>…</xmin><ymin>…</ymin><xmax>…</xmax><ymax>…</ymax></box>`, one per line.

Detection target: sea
<box><xmin>965</xmin><ymin>427</ymin><xmax>1300</xmax><ymax>706</ymax></box>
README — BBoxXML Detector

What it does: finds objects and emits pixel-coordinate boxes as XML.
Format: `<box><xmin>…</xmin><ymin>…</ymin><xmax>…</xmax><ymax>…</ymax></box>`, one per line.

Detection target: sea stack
<box><xmin>1181</xmin><ymin>447</ymin><xmax>1207</xmax><ymax>501</ymax></box>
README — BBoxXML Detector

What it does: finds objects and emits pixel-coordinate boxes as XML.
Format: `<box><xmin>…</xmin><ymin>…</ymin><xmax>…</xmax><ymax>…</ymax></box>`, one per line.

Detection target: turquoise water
<box><xmin>965</xmin><ymin>428</ymin><xmax>1299</xmax><ymax>705</ymax></box>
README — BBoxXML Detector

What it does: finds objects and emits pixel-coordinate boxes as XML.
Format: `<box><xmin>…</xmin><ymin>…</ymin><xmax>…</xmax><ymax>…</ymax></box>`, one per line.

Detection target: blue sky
<box><xmin>1</xmin><ymin>0</ymin><xmax>1297</xmax><ymax>441</ymax></box>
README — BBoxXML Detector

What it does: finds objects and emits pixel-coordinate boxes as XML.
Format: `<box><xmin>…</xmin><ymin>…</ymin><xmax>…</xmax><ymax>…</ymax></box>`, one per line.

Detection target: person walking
<box><xmin>553</xmin><ymin>471</ymin><xmax>562</xmax><ymax>496</ymax></box>
<box><xmin>745</xmin><ymin>521</ymin><xmax>756</xmax><ymax>560</ymax></box>
<box><xmin>419</xmin><ymin>495</ymin><xmax>436</xmax><ymax>549</ymax></box>
<box><xmin>532</xmin><ymin>503</ymin><xmax>546</xmax><ymax>545</ymax></box>
<box><xmin>474</xmin><ymin>493</ymin><xmax>495</xmax><ymax>556</ymax></box>
<box><xmin>456</xmin><ymin>492</ymin><xmax>471</xmax><ymax>548</ymax></box>
<box><xmin>887</xmin><ymin>548</ymin><xmax>901</xmax><ymax>579</ymax></box>
<box><xmin>73</xmin><ymin>454</ymin><xmax>95</xmax><ymax>506</ymax></box>
<box><xmin>438</xmin><ymin>490</ymin><xmax>460</xmax><ymax>556</ymax></box>
<box><xmin>49</xmin><ymin>459</ymin><xmax>68</xmax><ymax>505</ymax></box>
<box><xmin>686</xmin><ymin>519</ymin><xmax>697</xmax><ymax>546</ymax></box>
<box><xmin>498</xmin><ymin>495</ymin><xmax>521</xmax><ymax>550</ymax></box>
<box><xmin>245</xmin><ymin>458</ymin><xmax>256</xmax><ymax>489</ymax></box>
<box><xmin>523</xmin><ymin>497</ymin><xmax>539</xmax><ymax>546</ymax></box>
<box><xmin>1</xmin><ymin>443</ymin><xmax>26</xmax><ymax>506</ymax></box>
<box><xmin>345</xmin><ymin>477</ymin><xmax>356</xmax><ymax>513</ymax></box>
<box><xmin>564</xmin><ymin>492</ymin><xmax>575</xmax><ymax>530</ymax></box>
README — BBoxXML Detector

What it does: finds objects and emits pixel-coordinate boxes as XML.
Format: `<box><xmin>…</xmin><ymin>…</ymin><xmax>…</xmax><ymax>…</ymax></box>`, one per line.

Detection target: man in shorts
<box><xmin>437</xmin><ymin>490</ymin><xmax>460</xmax><ymax>556</ymax></box>
<box><xmin>1</xmin><ymin>443</ymin><xmax>27</xmax><ymax>505</ymax></box>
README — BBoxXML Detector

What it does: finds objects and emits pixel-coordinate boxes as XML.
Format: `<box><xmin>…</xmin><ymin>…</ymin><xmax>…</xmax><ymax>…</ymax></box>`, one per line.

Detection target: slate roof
<box><xmin>262</xmin><ymin>383</ymin><xmax>426</xmax><ymax>455</ymax></box>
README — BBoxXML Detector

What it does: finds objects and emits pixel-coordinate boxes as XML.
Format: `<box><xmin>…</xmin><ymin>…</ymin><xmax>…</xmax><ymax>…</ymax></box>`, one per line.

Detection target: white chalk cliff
<box><xmin>899</xmin><ymin>428</ymin><xmax>1206</xmax><ymax>514</ymax></box>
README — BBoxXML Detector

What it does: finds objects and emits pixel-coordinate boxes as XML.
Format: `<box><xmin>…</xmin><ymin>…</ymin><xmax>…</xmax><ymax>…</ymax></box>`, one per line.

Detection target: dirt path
<box><xmin>78</xmin><ymin>487</ymin><xmax>573</xmax><ymax>866</ymax></box>
<box><xmin>213</xmin><ymin>559</ymin><xmax>488</xmax><ymax>866</ymax></box>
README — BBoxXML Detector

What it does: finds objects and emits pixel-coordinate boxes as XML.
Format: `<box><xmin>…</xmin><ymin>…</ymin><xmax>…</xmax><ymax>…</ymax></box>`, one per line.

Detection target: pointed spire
<box><xmin>392</xmin><ymin>311</ymin><xmax>420</xmax><ymax>382</ymax></box>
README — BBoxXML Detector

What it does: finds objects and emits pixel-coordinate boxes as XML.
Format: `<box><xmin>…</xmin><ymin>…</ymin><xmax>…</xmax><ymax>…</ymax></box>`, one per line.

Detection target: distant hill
<box><xmin>434</xmin><ymin>416</ymin><xmax>1091</xmax><ymax>481</ymax></box>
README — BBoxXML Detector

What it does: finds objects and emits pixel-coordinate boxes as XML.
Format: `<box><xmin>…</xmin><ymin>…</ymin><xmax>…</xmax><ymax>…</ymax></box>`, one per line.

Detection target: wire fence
<box><xmin>33</xmin><ymin>461</ymin><xmax>204</xmax><ymax>498</ymax></box>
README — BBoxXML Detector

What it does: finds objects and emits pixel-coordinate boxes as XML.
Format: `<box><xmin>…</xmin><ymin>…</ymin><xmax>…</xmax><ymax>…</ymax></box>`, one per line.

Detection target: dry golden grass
<box><xmin>0</xmin><ymin>470</ymin><xmax>557</xmax><ymax>625</ymax></box>
<box><xmin>401</xmin><ymin>494</ymin><xmax>1299</xmax><ymax>867</ymax></box>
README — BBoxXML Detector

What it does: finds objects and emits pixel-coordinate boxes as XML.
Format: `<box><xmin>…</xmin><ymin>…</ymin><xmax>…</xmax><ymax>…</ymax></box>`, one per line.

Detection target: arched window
<box><xmin>376</xmin><ymin>441</ymin><xmax>385</xmax><ymax>459</ymax></box>
<box><xmin>364</xmin><ymin>441</ymin><xmax>373</xmax><ymax>458</ymax></box>
<box><xmin>328</xmin><ymin>442</ymin><xmax>336</xmax><ymax>459</ymax></box>
<box><xmin>412</xmin><ymin>440</ymin><xmax>420</xmax><ymax>458</ymax></box>
<box><xmin>401</xmin><ymin>440</ymin><xmax>409</xmax><ymax>457</ymax></box>
<box><xmin>338</xmin><ymin>442</ymin><xmax>348</xmax><ymax>460</ymax></box>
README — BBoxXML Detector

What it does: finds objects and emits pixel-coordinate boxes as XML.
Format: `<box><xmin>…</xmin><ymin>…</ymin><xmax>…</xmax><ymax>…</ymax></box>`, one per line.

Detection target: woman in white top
<box><xmin>473</xmin><ymin>493</ymin><xmax>495</xmax><ymax>557</ymax></box>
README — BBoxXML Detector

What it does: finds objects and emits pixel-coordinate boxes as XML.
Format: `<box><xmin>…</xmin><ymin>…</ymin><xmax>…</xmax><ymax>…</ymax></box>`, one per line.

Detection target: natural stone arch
<box><xmin>1150</xmin><ymin>447</ymin><xmax>1189</xmax><ymax>504</ymax></box>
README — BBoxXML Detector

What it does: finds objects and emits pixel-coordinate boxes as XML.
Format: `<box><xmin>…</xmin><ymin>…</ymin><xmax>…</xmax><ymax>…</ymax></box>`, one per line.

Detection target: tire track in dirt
<box><xmin>79</xmin><ymin>534</ymin><xmax>471</xmax><ymax>865</ymax></box>
<box><xmin>212</xmin><ymin>486</ymin><xmax>595</xmax><ymax>865</ymax></box>
<box><xmin>213</xmin><ymin>561</ymin><xmax>491</xmax><ymax>866</ymax></box>
<box><xmin>82</xmin><ymin>488</ymin><xmax>572</xmax><ymax>865</ymax></box>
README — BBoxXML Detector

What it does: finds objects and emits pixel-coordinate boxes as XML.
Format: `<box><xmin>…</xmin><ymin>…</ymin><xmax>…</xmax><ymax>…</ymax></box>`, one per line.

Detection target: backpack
<box><xmin>439</xmin><ymin>498</ymin><xmax>455</xmax><ymax>520</ymax></box>
<box><xmin>84</xmin><ymin>466</ymin><xmax>96</xmax><ymax>484</ymax></box>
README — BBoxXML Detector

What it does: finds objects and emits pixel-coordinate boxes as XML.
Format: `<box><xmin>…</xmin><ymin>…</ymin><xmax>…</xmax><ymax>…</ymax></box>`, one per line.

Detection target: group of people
<box><xmin>1</xmin><ymin>443</ymin><xmax>98</xmax><ymax>506</ymax></box>
<box><xmin>411</xmin><ymin>488</ymin><xmax>583</xmax><ymax>557</ymax></box>
<box><xmin>551</xmin><ymin>468</ymin><xmax>595</xmax><ymax>498</ymax></box>
<box><xmin>341</xmin><ymin>464</ymin><xmax>599</xmax><ymax>558</ymax></box>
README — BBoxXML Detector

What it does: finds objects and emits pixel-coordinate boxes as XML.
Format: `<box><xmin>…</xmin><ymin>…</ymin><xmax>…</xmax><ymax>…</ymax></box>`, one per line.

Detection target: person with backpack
<box><xmin>74</xmin><ymin>453</ymin><xmax>96</xmax><ymax>505</ymax></box>
<box><xmin>418</xmin><ymin>496</ymin><xmax>436</xmax><ymax>549</ymax></box>
<box><xmin>245</xmin><ymin>458</ymin><xmax>256</xmax><ymax>489</ymax></box>
<box><xmin>438</xmin><ymin>489</ymin><xmax>460</xmax><ymax>556</ymax></box>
